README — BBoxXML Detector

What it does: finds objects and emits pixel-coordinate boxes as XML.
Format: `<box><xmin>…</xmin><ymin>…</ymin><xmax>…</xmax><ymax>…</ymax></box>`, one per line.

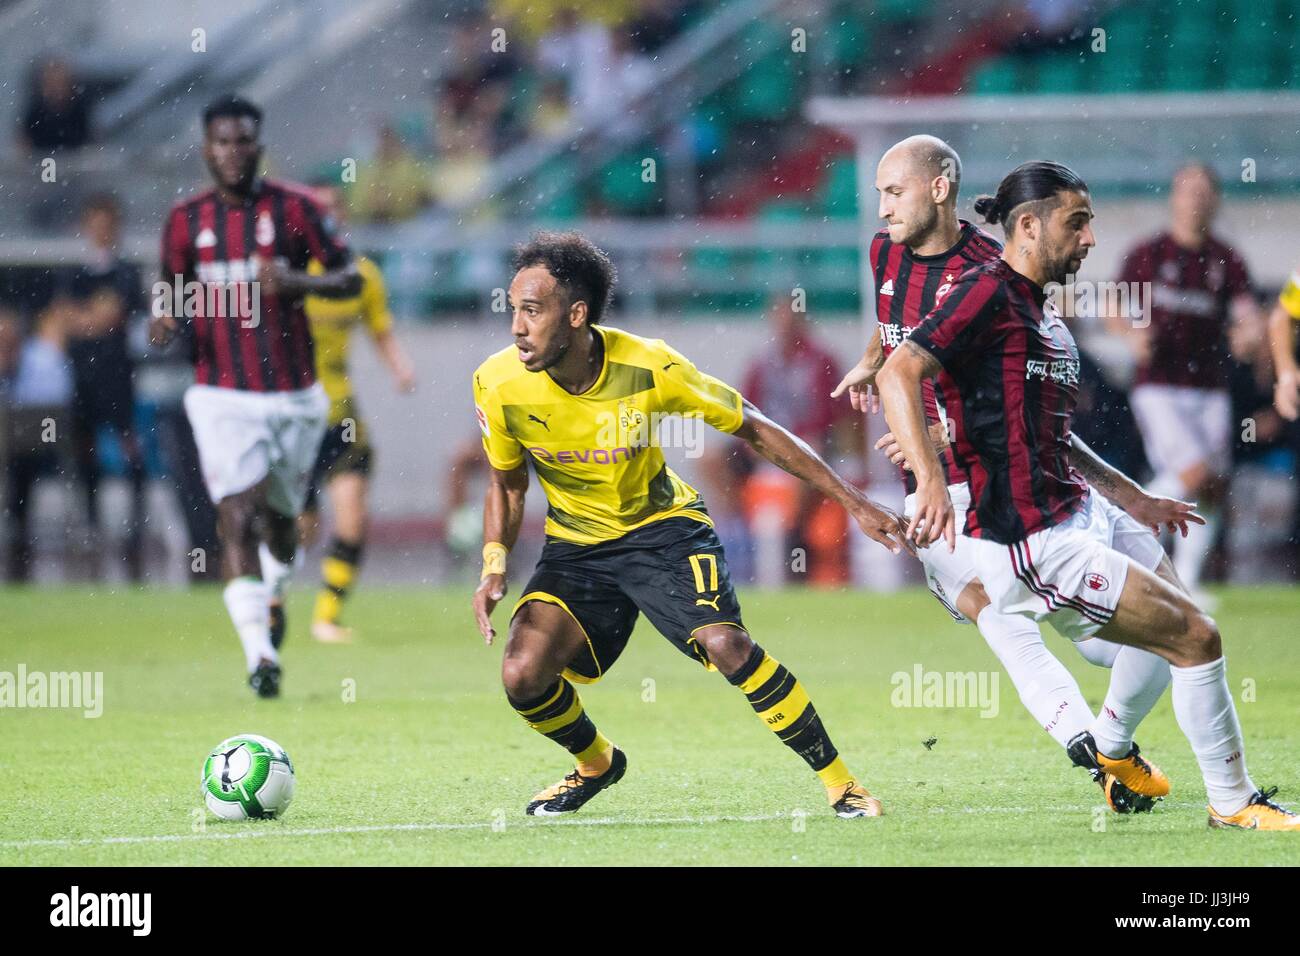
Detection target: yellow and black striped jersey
<box><xmin>306</xmin><ymin>255</ymin><xmax>392</xmax><ymax>426</ymax></box>
<box><xmin>473</xmin><ymin>325</ymin><xmax>745</xmax><ymax>545</ymax></box>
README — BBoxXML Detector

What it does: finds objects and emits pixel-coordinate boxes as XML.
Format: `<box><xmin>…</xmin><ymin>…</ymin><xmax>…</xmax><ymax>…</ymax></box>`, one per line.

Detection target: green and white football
<box><xmin>201</xmin><ymin>734</ymin><xmax>295</xmax><ymax>820</ymax></box>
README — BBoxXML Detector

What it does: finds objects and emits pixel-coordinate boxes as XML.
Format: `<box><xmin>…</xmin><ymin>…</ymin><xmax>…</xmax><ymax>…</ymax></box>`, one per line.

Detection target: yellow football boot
<box><xmin>829</xmin><ymin>780</ymin><xmax>883</xmax><ymax>818</ymax></box>
<box><xmin>1068</xmin><ymin>732</ymin><xmax>1170</xmax><ymax>799</ymax></box>
<box><xmin>1208</xmin><ymin>788</ymin><xmax>1300</xmax><ymax>831</ymax></box>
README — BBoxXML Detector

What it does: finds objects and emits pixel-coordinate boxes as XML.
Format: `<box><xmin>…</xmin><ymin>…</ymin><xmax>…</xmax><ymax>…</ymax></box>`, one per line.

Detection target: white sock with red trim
<box><xmin>1089</xmin><ymin>645</ymin><xmax>1171</xmax><ymax>758</ymax></box>
<box><xmin>976</xmin><ymin>606</ymin><xmax>1093</xmax><ymax>747</ymax></box>
<box><xmin>1170</xmin><ymin>656</ymin><xmax>1255</xmax><ymax>816</ymax></box>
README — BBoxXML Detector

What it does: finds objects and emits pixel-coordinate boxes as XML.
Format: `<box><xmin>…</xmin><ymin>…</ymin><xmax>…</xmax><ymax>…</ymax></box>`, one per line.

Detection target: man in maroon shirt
<box><xmin>1113</xmin><ymin>164</ymin><xmax>1259</xmax><ymax>600</ymax></box>
<box><xmin>150</xmin><ymin>95</ymin><xmax>360</xmax><ymax>698</ymax></box>
<box><xmin>877</xmin><ymin>160</ymin><xmax>1297</xmax><ymax>831</ymax></box>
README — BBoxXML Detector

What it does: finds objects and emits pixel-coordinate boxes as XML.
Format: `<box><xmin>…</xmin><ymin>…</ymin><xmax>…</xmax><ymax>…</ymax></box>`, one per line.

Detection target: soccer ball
<box><xmin>201</xmin><ymin>734</ymin><xmax>295</xmax><ymax>820</ymax></box>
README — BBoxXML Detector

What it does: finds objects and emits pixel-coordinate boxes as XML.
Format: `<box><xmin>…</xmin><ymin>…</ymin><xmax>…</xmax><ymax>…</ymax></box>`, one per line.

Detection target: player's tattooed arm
<box><xmin>1067</xmin><ymin>434</ymin><xmax>1204</xmax><ymax>537</ymax></box>
<box><xmin>875</xmin><ymin>339</ymin><xmax>955</xmax><ymax>550</ymax></box>
<box><xmin>830</xmin><ymin>327</ymin><xmax>885</xmax><ymax>413</ymax></box>
<box><xmin>473</xmin><ymin>463</ymin><xmax>529</xmax><ymax>644</ymax></box>
<box><xmin>733</xmin><ymin>399</ymin><xmax>911</xmax><ymax>554</ymax></box>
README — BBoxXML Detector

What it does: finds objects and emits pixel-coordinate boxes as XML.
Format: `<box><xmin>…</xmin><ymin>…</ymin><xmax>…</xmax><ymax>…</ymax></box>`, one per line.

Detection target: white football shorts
<box><xmin>184</xmin><ymin>382</ymin><xmax>328</xmax><ymax>516</ymax></box>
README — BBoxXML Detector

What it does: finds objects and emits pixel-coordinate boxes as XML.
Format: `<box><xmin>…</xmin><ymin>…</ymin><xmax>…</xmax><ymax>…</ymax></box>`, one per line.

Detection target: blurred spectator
<box><xmin>347</xmin><ymin>123</ymin><xmax>434</xmax><ymax>224</ymax></box>
<box><xmin>700</xmin><ymin>298</ymin><xmax>859</xmax><ymax>586</ymax></box>
<box><xmin>129</xmin><ymin>291</ymin><xmax>220</xmax><ymax>585</ymax></box>
<box><xmin>5</xmin><ymin>300</ymin><xmax>75</xmax><ymax>580</ymax></box>
<box><xmin>438</xmin><ymin>14</ymin><xmax>520</xmax><ymax>151</ymax></box>
<box><xmin>64</xmin><ymin>194</ymin><xmax>146</xmax><ymax>580</ymax></box>
<box><xmin>537</xmin><ymin>9</ymin><xmax>614</xmax><ymax>114</ymax></box>
<box><xmin>19</xmin><ymin>56</ymin><xmax>92</xmax><ymax>152</ymax></box>
<box><xmin>429</xmin><ymin>112</ymin><xmax>492</xmax><ymax>208</ymax></box>
<box><xmin>1226</xmin><ymin>309</ymin><xmax>1298</xmax><ymax>582</ymax></box>
<box><xmin>530</xmin><ymin>74</ymin><xmax>573</xmax><ymax>138</ymax></box>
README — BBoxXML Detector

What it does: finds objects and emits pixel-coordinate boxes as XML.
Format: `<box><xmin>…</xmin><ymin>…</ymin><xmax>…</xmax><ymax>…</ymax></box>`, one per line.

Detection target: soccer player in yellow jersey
<box><xmin>472</xmin><ymin>232</ymin><xmax>910</xmax><ymax>818</ymax></box>
<box><xmin>1269</xmin><ymin>264</ymin><xmax>1300</xmax><ymax>420</ymax></box>
<box><xmin>299</xmin><ymin>185</ymin><xmax>415</xmax><ymax>644</ymax></box>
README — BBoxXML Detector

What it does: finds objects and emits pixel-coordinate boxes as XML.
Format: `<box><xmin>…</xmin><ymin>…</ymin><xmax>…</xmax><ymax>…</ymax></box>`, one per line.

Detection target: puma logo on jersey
<box><xmin>879</xmin><ymin>279</ymin><xmax>894</xmax><ymax>296</ymax></box>
<box><xmin>528</xmin><ymin>413</ymin><xmax>552</xmax><ymax>431</ymax></box>
<box><xmin>695</xmin><ymin>596</ymin><xmax>720</xmax><ymax>611</ymax></box>
<box><xmin>663</xmin><ymin>361</ymin><xmax>679</xmax><ymax>371</ymax></box>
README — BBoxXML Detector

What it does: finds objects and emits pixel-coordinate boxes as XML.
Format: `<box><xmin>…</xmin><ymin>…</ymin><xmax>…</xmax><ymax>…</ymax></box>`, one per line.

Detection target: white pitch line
<box><xmin>0</xmin><ymin>812</ymin><xmax>789</xmax><ymax>850</ymax></box>
<box><xmin>0</xmin><ymin>803</ymin><xmax>1110</xmax><ymax>852</ymax></box>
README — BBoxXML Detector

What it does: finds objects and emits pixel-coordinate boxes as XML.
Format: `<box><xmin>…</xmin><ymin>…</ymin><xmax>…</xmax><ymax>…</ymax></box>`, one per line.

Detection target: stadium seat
<box><xmin>968</xmin><ymin>57</ymin><xmax>1021</xmax><ymax>94</ymax></box>
<box><xmin>598</xmin><ymin>151</ymin><xmax>662</xmax><ymax>214</ymax></box>
<box><xmin>820</xmin><ymin>157</ymin><xmax>858</xmax><ymax>219</ymax></box>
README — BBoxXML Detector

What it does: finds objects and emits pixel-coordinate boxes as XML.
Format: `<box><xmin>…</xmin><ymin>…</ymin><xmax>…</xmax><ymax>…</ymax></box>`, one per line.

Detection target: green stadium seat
<box><xmin>968</xmin><ymin>57</ymin><xmax>1020</xmax><ymax>94</ymax></box>
<box><xmin>877</xmin><ymin>0</ymin><xmax>927</xmax><ymax>22</ymax></box>
<box><xmin>820</xmin><ymin>157</ymin><xmax>858</xmax><ymax>219</ymax></box>
<box><xmin>1032</xmin><ymin>54</ymin><xmax>1088</xmax><ymax>93</ymax></box>
<box><xmin>729</xmin><ymin>51</ymin><xmax>798</xmax><ymax>122</ymax></box>
<box><xmin>598</xmin><ymin>152</ymin><xmax>661</xmax><ymax>213</ymax></box>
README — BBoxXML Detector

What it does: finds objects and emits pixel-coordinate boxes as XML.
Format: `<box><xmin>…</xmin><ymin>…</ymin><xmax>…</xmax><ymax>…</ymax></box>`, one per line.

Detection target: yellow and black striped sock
<box><xmin>508</xmin><ymin>678</ymin><xmax>613</xmax><ymax>776</ymax></box>
<box><xmin>727</xmin><ymin>644</ymin><xmax>855</xmax><ymax>791</ymax></box>
<box><xmin>313</xmin><ymin>537</ymin><xmax>362</xmax><ymax>625</ymax></box>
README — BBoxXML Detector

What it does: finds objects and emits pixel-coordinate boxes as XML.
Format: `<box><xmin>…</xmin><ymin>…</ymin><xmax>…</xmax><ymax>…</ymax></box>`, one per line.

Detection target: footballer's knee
<box><xmin>695</xmin><ymin>624</ymin><xmax>753</xmax><ymax>676</ymax></box>
<box><xmin>500</xmin><ymin>641</ymin><xmax>555</xmax><ymax>701</ymax></box>
<box><xmin>1182</xmin><ymin>611</ymin><xmax>1222</xmax><ymax>664</ymax></box>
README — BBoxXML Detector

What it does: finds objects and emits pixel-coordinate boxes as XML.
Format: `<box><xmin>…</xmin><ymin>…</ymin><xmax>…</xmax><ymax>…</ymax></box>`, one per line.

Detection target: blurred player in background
<box><xmin>66</xmin><ymin>193</ymin><xmax>147</xmax><ymax>580</ymax></box>
<box><xmin>298</xmin><ymin>183</ymin><xmax>416</xmax><ymax>643</ymax></box>
<box><xmin>700</xmin><ymin>295</ymin><xmax>858</xmax><ymax>586</ymax></box>
<box><xmin>834</xmin><ymin>136</ymin><xmax>1177</xmax><ymax>813</ymax></box>
<box><xmin>881</xmin><ymin>160</ymin><xmax>1298</xmax><ymax>830</ymax></box>
<box><xmin>1269</xmin><ymin>260</ymin><xmax>1300</xmax><ymax>420</ymax></box>
<box><xmin>472</xmin><ymin>231</ymin><xmax>908</xmax><ymax>819</ymax></box>
<box><xmin>1110</xmin><ymin>164</ymin><xmax>1260</xmax><ymax>602</ymax></box>
<box><xmin>151</xmin><ymin>95</ymin><xmax>359</xmax><ymax>697</ymax></box>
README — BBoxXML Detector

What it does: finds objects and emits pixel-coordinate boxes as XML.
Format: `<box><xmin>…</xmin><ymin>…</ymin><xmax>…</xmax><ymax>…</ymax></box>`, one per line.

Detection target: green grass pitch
<box><xmin>2</xmin><ymin>585</ymin><xmax>1297</xmax><ymax>866</ymax></box>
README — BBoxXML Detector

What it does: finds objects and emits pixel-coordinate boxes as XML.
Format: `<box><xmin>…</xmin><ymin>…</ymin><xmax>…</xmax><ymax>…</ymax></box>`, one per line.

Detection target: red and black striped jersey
<box><xmin>908</xmin><ymin>258</ymin><xmax>1088</xmax><ymax>544</ymax></box>
<box><xmin>1118</xmin><ymin>232</ymin><xmax>1252</xmax><ymax>390</ymax></box>
<box><xmin>160</xmin><ymin>178</ymin><xmax>351</xmax><ymax>392</ymax></box>
<box><xmin>870</xmin><ymin>220</ymin><xmax>1001</xmax><ymax>493</ymax></box>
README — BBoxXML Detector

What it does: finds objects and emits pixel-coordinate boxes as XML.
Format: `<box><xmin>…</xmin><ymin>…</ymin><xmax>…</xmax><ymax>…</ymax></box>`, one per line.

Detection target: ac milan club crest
<box><xmin>1084</xmin><ymin>572</ymin><xmax>1109</xmax><ymax>592</ymax></box>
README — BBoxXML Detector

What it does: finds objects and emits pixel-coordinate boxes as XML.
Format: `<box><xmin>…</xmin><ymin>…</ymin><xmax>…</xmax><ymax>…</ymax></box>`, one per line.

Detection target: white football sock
<box><xmin>1089</xmin><ymin>645</ymin><xmax>1171</xmax><ymax>758</ymax></box>
<box><xmin>1170</xmin><ymin>656</ymin><xmax>1255</xmax><ymax>815</ymax></box>
<box><xmin>976</xmin><ymin>606</ymin><xmax>1093</xmax><ymax>747</ymax></box>
<box><xmin>1073</xmin><ymin>637</ymin><xmax>1120</xmax><ymax>668</ymax></box>
<box><xmin>1172</xmin><ymin>505</ymin><xmax>1219</xmax><ymax>591</ymax></box>
<box><xmin>224</xmin><ymin>576</ymin><xmax>276</xmax><ymax>672</ymax></box>
<box><xmin>258</xmin><ymin>542</ymin><xmax>295</xmax><ymax>601</ymax></box>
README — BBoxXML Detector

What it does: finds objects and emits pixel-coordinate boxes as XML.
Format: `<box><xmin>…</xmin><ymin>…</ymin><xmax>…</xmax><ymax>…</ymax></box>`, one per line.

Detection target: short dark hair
<box><xmin>81</xmin><ymin>192</ymin><xmax>121</xmax><ymax>218</ymax></box>
<box><xmin>202</xmin><ymin>94</ymin><xmax>263</xmax><ymax>131</ymax></box>
<box><xmin>973</xmin><ymin>161</ymin><xmax>1089</xmax><ymax>233</ymax></box>
<box><xmin>510</xmin><ymin>231</ymin><xmax>617</xmax><ymax>324</ymax></box>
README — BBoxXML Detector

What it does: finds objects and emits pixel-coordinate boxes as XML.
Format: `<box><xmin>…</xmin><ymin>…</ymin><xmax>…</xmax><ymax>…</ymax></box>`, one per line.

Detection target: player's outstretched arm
<box><xmin>830</xmin><ymin>326</ymin><xmax>884</xmax><ymax>413</ymax></box>
<box><xmin>876</xmin><ymin>339</ymin><xmax>954</xmax><ymax>550</ymax></box>
<box><xmin>372</xmin><ymin>330</ymin><xmax>416</xmax><ymax>393</ymax></box>
<box><xmin>261</xmin><ymin>258</ymin><xmax>362</xmax><ymax>300</ymax></box>
<box><xmin>732</xmin><ymin>398</ymin><xmax>910</xmax><ymax>554</ymax></box>
<box><xmin>1067</xmin><ymin>434</ymin><xmax>1204</xmax><ymax>537</ymax></box>
<box><xmin>472</xmin><ymin>462</ymin><xmax>529</xmax><ymax>645</ymax></box>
